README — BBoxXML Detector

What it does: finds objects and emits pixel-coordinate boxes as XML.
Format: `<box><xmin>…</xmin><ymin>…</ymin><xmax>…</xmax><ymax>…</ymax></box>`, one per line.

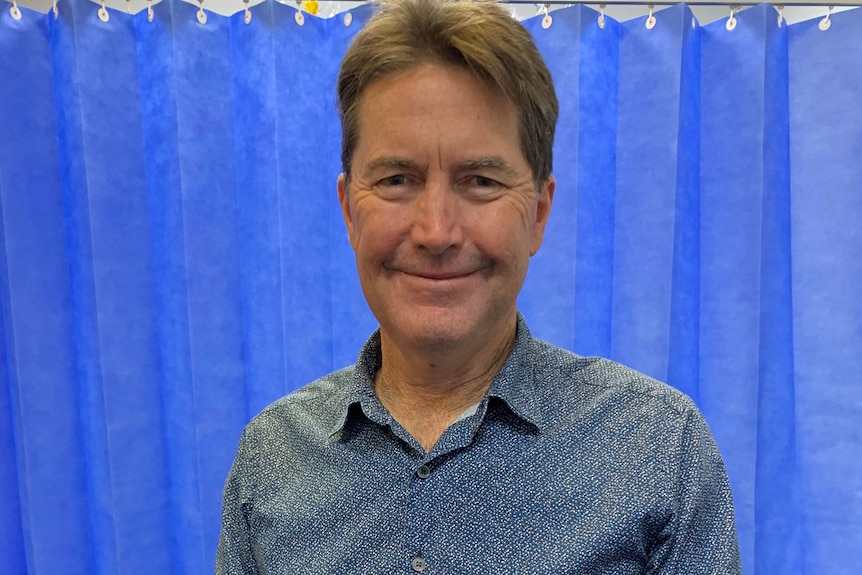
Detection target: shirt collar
<box><xmin>485</xmin><ymin>313</ymin><xmax>544</xmax><ymax>430</ymax></box>
<box><xmin>327</xmin><ymin>313</ymin><xmax>545</xmax><ymax>438</ymax></box>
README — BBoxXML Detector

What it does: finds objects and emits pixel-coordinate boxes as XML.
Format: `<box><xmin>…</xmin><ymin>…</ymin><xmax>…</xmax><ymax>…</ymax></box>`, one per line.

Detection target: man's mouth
<box><xmin>409</xmin><ymin>270</ymin><xmax>476</xmax><ymax>280</ymax></box>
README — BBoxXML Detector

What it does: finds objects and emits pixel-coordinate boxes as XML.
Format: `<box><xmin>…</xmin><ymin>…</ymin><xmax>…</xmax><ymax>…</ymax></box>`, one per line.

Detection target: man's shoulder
<box><xmin>241</xmin><ymin>366</ymin><xmax>355</xmax><ymax>441</ymax></box>
<box><xmin>529</xmin><ymin>338</ymin><xmax>697</xmax><ymax>422</ymax></box>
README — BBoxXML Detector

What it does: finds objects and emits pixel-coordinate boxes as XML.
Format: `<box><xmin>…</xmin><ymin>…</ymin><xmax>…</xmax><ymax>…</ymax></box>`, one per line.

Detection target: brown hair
<box><xmin>336</xmin><ymin>0</ymin><xmax>559</xmax><ymax>188</ymax></box>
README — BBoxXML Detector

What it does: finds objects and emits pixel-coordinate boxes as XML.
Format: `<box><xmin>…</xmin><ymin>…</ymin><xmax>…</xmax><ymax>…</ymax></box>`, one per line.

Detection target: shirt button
<box><xmin>411</xmin><ymin>556</ymin><xmax>427</xmax><ymax>572</ymax></box>
<box><xmin>415</xmin><ymin>465</ymin><xmax>431</xmax><ymax>479</ymax></box>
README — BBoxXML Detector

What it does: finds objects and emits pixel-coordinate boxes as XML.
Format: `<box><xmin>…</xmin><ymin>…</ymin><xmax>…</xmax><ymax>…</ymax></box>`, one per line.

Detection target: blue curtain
<box><xmin>0</xmin><ymin>1</ymin><xmax>859</xmax><ymax>573</ymax></box>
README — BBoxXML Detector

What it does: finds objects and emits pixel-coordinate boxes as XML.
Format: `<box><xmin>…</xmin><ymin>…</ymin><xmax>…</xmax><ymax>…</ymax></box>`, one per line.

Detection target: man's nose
<box><xmin>410</xmin><ymin>179</ymin><xmax>464</xmax><ymax>255</ymax></box>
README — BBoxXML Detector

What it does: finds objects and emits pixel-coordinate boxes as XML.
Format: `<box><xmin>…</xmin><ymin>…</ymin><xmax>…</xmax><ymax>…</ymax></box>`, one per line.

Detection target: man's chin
<box><xmin>385</xmin><ymin>313</ymin><xmax>479</xmax><ymax>352</ymax></box>
<box><xmin>374</xmin><ymin>299</ymin><xmax>515</xmax><ymax>355</ymax></box>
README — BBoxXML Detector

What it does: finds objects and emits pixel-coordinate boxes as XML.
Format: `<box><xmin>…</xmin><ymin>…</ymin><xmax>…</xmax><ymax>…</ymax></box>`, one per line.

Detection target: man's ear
<box><xmin>337</xmin><ymin>173</ymin><xmax>357</xmax><ymax>250</ymax></box>
<box><xmin>530</xmin><ymin>175</ymin><xmax>555</xmax><ymax>256</ymax></box>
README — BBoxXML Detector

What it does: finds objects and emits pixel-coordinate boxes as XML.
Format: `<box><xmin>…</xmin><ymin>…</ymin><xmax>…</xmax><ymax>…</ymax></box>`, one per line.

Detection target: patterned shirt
<box><xmin>216</xmin><ymin>315</ymin><xmax>741</xmax><ymax>574</ymax></box>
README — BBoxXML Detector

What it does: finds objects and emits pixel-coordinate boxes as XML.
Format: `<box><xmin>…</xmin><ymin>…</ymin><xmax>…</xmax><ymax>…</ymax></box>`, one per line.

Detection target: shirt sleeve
<box><xmin>215</xmin><ymin>429</ymin><xmax>260</xmax><ymax>575</ymax></box>
<box><xmin>647</xmin><ymin>406</ymin><xmax>743</xmax><ymax>574</ymax></box>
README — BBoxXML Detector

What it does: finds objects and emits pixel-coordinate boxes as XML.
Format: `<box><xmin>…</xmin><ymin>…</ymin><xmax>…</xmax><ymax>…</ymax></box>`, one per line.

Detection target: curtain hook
<box><xmin>819</xmin><ymin>5</ymin><xmax>833</xmax><ymax>31</ymax></box>
<box><xmin>542</xmin><ymin>2</ymin><xmax>552</xmax><ymax>29</ymax></box>
<box><xmin>98</xmin><ymin>0</ymin><xmax>109</xmax><ymax>22</ymax></box>
<box><xmin>598</xmin><ymin>3</ymin><xmax>606</xmax><ymax>29</ymax></box>
<box><xmin>333</xmin><ymin>1</ymin><xmax>349</xmax><ymax>24</ymax></box>
<box><xmin>147</xmin><ymin>0</ymin><xmax>154</xmax><ymax>22</ymax></box>
<box><xmin>10</xmin><ymin>0</ymin><xmax>22</xmax><ymax>20</ymax></box>
<box><xmin>776</xmin><ymin>4</ymin><xmax>784</xmax><ymax>27</ymax></box>
<box><xmin>645</xmin><ymin>4</ymin><xmax>656</xmax><ymax>29</ymax></box>
<box><xmin>196</xmin><ymin>0</ymin><xmax>207</xmax><ymax>24</ymax></box>
<box><xmin>295</xmin><ymin>0</ymin><xmax>305</xmax><ymax>26</ymax></box>
<box><xmin>125</xmin><ymin>0</ymin><xmax>131</xmax><ymax>13</ymax></box>
<box><xmin>243</xmin><ymin>0</ymin><xmax>252</xmax><ymax>24</ymax></box>
<box><xmin>52</xmin><ymin>0</ymin><xmax>58</xmax><ymax>19</ymax></box>
<box><xmin>726</xmin><ymin>4</ymin><xmax>738</xmax><ymax>31</ymax></box>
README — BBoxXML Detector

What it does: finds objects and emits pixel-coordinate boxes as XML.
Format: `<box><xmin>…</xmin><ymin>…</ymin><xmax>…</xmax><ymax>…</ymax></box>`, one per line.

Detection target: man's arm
<box><xmin>215</xmin><ymin>430</ymin><xmax>259</xmax><ymax>575</ymax></box>
<box><xmin>647</xmin><ymin>407</ymin><xmax>743</xmax><ymax>574</ymax></box>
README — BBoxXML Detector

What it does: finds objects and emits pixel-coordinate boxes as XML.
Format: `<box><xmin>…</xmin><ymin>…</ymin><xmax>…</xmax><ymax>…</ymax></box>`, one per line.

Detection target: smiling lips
<box><xmin>386</xmin><ymin>260</ymin><xmax>485</xmax><ymax>281</ymax></box>
<box><xmin>409</xmin><ymin>270</ymin><xmax>477</xmax><ymax>280</ymax></box>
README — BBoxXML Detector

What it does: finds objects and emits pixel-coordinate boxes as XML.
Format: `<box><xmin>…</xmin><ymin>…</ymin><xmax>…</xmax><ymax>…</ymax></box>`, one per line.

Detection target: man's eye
<box><xmin>474</xmin><ymin>176</ymin><xmax>498</xmax><ymax>188</ymax></box>
<box><xmin>461</xmin><ymin>175</ymin><xmax>504</xmax><ymax>197</ymax></box>
<box><xmin>379</xmin><ymin>175</ymin><xmax>408</xmax><ymax>187</ymax></box>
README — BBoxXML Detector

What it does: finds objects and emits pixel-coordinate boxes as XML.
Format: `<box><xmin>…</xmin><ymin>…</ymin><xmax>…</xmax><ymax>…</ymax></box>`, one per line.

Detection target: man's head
<box><xmin>337</xmin><ymin>0</ymin><xmax>558</xmax><ymax>189</ymax></box>
<box><xmin>336</xmin><ymin>0</ymin><xmax>558</xmax><ymax>356</ymax></box>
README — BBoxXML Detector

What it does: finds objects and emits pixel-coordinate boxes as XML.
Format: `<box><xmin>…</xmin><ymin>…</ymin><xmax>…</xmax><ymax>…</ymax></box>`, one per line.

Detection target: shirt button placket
<box><xmin>408</xmin><ymin>461</ymin><xmax>432</xmax><ymax>573</ymax></box>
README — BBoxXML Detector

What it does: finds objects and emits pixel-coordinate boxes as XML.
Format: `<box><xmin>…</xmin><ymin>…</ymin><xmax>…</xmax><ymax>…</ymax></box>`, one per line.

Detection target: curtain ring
<box><xmin>542</xmin><ymin>2</ymin><xmax>552</xmax><ymax>29</ymax></box>
<box><xmin>645</xmin><ymin>4</ymin><xmax>656</xmax><ymax>29</ymax></box>
<box><xmin>819</xmin><ymin>5</ymin><xmax>833</xmax><ymax>31</ymax></box>
<box><xmin>243</xmin><ymin>0</ymin><xmax>252</xmax><ymax>24</ymax></box>
<box><xmin>598</xmin><ymin>3</ymin><xmax>606</xmax><ymax>29</ymax></box>
<box><xmin>10</xmin><ymin>0</ymin><xmax>22</xmax><ymax>20</ymax></box>
<box><xmin>295</xmin><ymin>0</ymin><xmax>305</xmax><ymax>26</ymax></box>
<box><xmin>726</xmin><ymin>4</ymin><xmax>738</xmax><ymax>31</ymax></box>
<box><xmin>98</xmin><ymin>0</ymin><xmax>109</xmax><ymax>22</ymax></box>
<box><xmin>147</xmin><ymin>0</ymin><xmax>154</xmax><ymax>22</ymax></box>
<box><xmin>197</xmin><ymin>0</ymin><xmax>207</xmax><ymax>24</ymax></box>
<box><xmin>776</xmin><ymin>4</ymin><xmax>784</xmax><ymax>27</ymax></box>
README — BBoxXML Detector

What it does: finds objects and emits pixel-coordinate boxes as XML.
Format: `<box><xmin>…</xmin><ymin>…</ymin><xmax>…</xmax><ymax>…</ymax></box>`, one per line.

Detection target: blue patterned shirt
<box><xmin>216</xmin><ymin>316</ymin><xmax>741</xmax><ymax>574</ymax></box>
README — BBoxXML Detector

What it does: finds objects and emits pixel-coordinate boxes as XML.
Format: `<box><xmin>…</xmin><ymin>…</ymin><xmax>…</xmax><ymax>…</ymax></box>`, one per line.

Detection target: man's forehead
<box><xmin>347</xmin><ymin>62</ymin><xmax>529</xmax><ymax>181</ymax></box>
<box><xmin>359</xmin><ymin>62</ymin><xmax>510</xmax><ymax>109</ymax></box>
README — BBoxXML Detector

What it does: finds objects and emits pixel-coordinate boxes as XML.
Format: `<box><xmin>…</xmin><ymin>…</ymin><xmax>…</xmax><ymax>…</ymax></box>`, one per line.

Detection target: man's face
<box><xmin>338</xmin><ymin>63</ymin><xmax>554</xmax><ymax>353</ymax></box>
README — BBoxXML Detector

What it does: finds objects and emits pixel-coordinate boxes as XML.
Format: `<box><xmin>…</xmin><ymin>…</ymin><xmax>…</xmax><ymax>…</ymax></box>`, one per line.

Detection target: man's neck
<box><xmin>374</xmin><ymin>318</ymin><xmax>517</xmax><ymax>452</ymax></box>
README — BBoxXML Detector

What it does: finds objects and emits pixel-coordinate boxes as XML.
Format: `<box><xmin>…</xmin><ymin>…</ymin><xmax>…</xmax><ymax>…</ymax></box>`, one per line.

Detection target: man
<box><xmin>217</xmin><ymin>0</ymin><xmax>742</xmax><ymax>573</ymax></box>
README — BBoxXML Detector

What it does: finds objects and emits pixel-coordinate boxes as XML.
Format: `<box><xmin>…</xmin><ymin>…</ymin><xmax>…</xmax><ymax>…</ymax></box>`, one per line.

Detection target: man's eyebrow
<box><xmin>458</xmin><ymin>157</ymin><xmax>520</xmax><ymax>178</ymax></box>
<box><xmin>360</xmin><ymin>157</ymin><xmax>419</xmax><ymax>179</ymax></box>
<box><xmin>359</xmin><ymin>156</ymin><xmax>522</xmax><ymax>180</ymax></box>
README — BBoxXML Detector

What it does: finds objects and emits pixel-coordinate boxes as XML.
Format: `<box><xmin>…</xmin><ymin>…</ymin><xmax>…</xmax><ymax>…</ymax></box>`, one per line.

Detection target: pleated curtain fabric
<box><xmin>0</xmin><ymin>1</ymin><xmax>860</xmax><ymax>573</ymax></box>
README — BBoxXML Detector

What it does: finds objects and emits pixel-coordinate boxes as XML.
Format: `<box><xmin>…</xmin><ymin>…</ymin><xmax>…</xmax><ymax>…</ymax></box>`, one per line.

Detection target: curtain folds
<box><xmin>0</xmin><ymin>2</ymin><xmax>859</xmax><ymax>573</ymax></box>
